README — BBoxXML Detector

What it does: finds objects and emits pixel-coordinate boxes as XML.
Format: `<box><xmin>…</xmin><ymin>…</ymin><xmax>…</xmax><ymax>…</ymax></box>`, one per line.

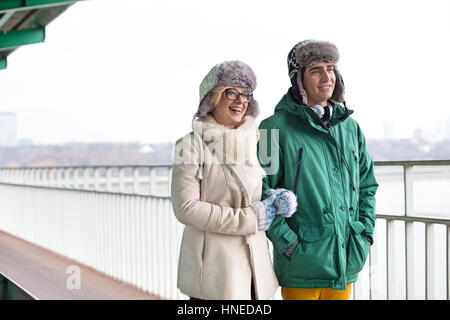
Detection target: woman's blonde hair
<box><xmin>209</xmin><ymin>86</ymin><xmax>233</xmax><ymax>107</ymax></box>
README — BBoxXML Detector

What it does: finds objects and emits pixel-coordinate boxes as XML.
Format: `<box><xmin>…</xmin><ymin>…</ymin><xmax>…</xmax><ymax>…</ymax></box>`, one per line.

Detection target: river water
<box><xmin>374</xmin><ymin>165</ymin><xmax>450</xmax><ymax>219</ymax></box>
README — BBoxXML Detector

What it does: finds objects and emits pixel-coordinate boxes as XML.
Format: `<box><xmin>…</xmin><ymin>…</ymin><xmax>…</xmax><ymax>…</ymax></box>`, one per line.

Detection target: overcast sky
<box><xmin>1</xmin><ymin>0</ymin><xmax>450</xmax><ymax>145</ymax></box>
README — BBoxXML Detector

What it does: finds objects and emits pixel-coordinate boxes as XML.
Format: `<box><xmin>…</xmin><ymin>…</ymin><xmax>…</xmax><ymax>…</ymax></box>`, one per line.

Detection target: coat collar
<box><xmin>193</xmin><ymin>115</ymin><xmax>258</xmax><ymax>139</ymax></box>
<box><xmin>274</xmin><ymin>90</ymin><xmax>353</xmax><ymax>133</ymax></box>
<box><xmin>192</xmin><ymin>115</ymin><xmax>260</xmax><ymax>166</ymax></box>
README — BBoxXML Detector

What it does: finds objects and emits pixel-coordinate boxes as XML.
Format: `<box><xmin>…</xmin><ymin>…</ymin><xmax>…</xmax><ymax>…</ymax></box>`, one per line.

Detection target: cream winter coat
<box><xmin>171</xmin><ymin>115</ymin><xmax>278</xmax><ymax>300</ymax></box>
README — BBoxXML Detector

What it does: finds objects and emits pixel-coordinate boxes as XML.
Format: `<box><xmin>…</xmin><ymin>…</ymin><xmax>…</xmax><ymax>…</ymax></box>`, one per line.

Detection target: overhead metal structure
<box><xmin>0</xmin><ymin>0</ymin><xmax>83</xmax><ymax>70</ymax></box>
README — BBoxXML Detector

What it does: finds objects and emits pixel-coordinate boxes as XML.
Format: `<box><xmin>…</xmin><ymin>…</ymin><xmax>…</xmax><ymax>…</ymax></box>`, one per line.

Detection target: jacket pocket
<box><xmin>346</xmin><ymin>219</ymin><xmax>369</xmax><ymax>276</ymax></box>
<box><xmin>287</xmin><ymin>224</ymin><xmax>338</xmax><ymax>280</ymax></box>
<box><xmin>293</xmin><ymin>148</ymin><xmax>304</xmax><ymax>195</ymax></box>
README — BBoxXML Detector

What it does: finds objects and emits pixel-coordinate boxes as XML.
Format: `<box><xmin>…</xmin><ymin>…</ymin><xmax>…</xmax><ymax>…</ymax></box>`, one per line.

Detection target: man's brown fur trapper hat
<box><xmin>287</xmin><ymin>40</ymin><xmax>345</xmax><ymax>105</ymax></box>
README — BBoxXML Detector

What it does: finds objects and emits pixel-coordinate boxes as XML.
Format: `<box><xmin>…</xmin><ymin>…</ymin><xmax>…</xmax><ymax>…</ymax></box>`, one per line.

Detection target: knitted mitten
<box><xmin>265</xmin><ymin>188</ymin><xmax>298</xmax><ymax>218</ymax></box>
<box><xmin>252</xmin><ymin>194</ymin><xmax>277</xmax><ymax>231</ymax></box>
<box><xmin>265</xmin><ymin>188</ymin><xmax>281</xmax><ymax>197</ymax></box>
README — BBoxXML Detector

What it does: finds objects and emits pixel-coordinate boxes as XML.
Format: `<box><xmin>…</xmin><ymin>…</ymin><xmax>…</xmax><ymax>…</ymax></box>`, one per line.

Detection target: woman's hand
<box><xmin>252</xmin><ymin>194</ymin><xmax>277</xmax><ymax>231</ymax></box>
<box><xmin>265</xmin><ymin>188</ymin><xmax>297</xmax><ymax>218</ymax></box>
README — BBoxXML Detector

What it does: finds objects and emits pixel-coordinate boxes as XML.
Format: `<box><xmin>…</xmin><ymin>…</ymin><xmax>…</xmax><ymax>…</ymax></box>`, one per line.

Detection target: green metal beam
<box><xmin>0</xmin><ymin>274</ymin><xmax>35</xmax><ymax>300</ymax></box>
<box><xmin>0</xmin><ymin>0</ymin><xmax>79</xmax><ymax>12</ymax></box>
<box><xmin>0</xmin><ymin>27</ymin><xmax>45</xmax><ymax>49</ymax></box>
<box><xmin>0</xmin><ymin>57</ymin><xmax>6</xmax><ymax>69</ymax></box>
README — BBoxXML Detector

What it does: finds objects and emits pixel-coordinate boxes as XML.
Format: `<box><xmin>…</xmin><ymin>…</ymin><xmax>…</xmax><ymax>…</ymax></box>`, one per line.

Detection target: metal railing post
<box><xmin>404</xmin><ymin>164</ymin><xmax>413</xmax><ymax>299</ymax></box>
<box><xmin>133</xmin><ymin>167</ymin><xmax>140</xmax><ymax>194</ymax></box>
<box><xmin>106</xmin><ymin>167</ymin><xmax>113</xmax><ymax>192</ymax></box>
<box><xmin>119</xmin><ymin>167</ymin><xmax>126</xmax><ymax>193</ymax></box>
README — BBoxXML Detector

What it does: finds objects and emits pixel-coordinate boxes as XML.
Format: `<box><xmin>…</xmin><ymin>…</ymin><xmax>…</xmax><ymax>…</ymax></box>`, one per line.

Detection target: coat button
<box><xmin>340</xmin><ymin>205</ymin><xmax>346</xmax><ymax>211</ymax></box>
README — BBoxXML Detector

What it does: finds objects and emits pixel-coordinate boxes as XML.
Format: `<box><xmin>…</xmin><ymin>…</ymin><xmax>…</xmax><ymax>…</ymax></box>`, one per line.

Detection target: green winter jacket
<box><xmin>258</xmin><ymin>91</ymin><xmax>378</xmax><ymax>290</ymax></box>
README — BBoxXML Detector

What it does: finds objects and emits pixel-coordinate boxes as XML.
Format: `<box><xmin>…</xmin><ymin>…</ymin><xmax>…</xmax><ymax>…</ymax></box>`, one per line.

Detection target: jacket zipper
<box><xmin>351</xmin><ymin>149</ymin><xmax>359</xmax><ymax>190</ymax></box>
<box><xmin>293</xmin><ymin>148</ymin><xmax>304</xmax><ymax>194</ymax></box>
<box><xmin>342</xmin><ymin>155</ymin><xmax>356</xmax><ymax>191</ymax></box>
<box><xmin>351</xmin><ymin>149</ymin><xmax>358</xmax><ymax>161</ymax></box>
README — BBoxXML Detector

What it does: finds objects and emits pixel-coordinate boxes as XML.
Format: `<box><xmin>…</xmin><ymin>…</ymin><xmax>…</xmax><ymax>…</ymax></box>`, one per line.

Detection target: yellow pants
<box><xmin>281</xmin><ymin>284</ymin><xmax>352</xmax><ymax>300</ymax></box>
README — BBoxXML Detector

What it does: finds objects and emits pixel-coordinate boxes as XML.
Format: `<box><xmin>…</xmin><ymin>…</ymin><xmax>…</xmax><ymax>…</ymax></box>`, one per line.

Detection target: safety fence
<box><xmin>0</xmin><ymin>161</ymin><xmax>449</xmax><ymax>300</ymax></box>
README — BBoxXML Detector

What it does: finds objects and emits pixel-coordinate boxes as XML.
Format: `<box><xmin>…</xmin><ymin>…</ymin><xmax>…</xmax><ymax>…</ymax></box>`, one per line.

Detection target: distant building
<box><xmin>413</xmin><ymin>128</ymin><xmax>432</xmax><ymax>153</ymax></box>
<box><xmin>139</xmin><ymin>144</ymin><xmax>154</xmax><ymax>154</ymax></box>
<box><xmin>0</xmin><ymin>112</ymin><xmax>17</xmax><ymax>146</ymax></box>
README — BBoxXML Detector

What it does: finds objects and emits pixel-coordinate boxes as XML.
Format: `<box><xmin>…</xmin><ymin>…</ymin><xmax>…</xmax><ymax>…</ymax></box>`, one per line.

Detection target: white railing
<box><xmin>0</xmin><ymin>165</ymin><xmax>183</xmax><ymax>300</ymax></box>
<box><xmin>0</xmin><ymin>165</ymin><xmax>172</xmax><ymax>196</ymax></box>
<box><xmin>353</xmin><ymin>160</ymin><xmax>450</xmax><ymax>300</ymax></box>
<box><xmin>0</xmin><ymin>161</ymin><xmax>449</xmax><ymax>300</ymax></box>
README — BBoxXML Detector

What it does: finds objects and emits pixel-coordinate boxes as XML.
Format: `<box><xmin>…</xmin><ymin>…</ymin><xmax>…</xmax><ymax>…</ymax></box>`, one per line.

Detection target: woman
<box><xmin>171</xmin><ymin>60</ymin><xmax>297</xmax><ymax>300</ymax></box>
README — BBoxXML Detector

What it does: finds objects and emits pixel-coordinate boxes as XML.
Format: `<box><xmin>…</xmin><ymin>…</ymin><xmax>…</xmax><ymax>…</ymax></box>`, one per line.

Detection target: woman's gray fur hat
<box><xmin>195</xmin><ymin>60</ymin><xmax>259</xmax><ymax>119</ymax></box>
<box><xmin>287</xmin><ymin>40</ymin><xmax>345</xmax><ymax>105</ymax></box>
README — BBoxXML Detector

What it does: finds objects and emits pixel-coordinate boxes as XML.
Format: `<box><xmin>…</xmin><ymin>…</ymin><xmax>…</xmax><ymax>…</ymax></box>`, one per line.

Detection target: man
<box><xmin>258</xmin><ymin>40</ymin><xmax>378</xmax><ymax>300</ymax></box>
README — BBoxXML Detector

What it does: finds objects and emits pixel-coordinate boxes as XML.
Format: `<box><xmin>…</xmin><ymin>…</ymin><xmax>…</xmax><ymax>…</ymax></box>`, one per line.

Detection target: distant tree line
<box><xmin>0</xmin><ymin>143</ymin><xmax>174</xmax><ymax>167</ymax></box>
<box><xmin>0</xmin><ymin>139</ymin><xmax>449</xmax><ymax>168</ymax></box>
<box><xmin>366</xmin><ymin>138</ymin><xmax>450</xmax><ymax>161</ymax></box>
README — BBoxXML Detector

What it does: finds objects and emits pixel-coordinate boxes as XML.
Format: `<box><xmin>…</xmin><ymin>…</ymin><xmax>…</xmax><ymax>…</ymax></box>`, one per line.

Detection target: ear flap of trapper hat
<box><xmin>195</xmin><ymin>91</ymin><xmax>216</xmax><ymax>119</ymax></box>
<box><xmin>287</xmin><ymin>40</ymin><xmax>311</xmax><ymax>104</ymax></box>
<box><xmin>295</xmin><ymin>72</ymin><xmax>309</xmax><ymax>106</ymax></box>
<box><xmin>245</xmin><ymin>99</ymin><xmax>259</xmax><ymax>118</ymax></box>
<box><xmin>331</xmin><ymin>68</ymin><xmax>345</xmax><ymax>103</ymax></box>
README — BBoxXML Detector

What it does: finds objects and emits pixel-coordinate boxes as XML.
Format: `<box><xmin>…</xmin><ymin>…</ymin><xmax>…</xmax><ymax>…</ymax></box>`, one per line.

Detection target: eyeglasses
<box><xmin>224</xmin><ymin>88</ymin><xmax>253</xmax><ymax>103</ymax></box>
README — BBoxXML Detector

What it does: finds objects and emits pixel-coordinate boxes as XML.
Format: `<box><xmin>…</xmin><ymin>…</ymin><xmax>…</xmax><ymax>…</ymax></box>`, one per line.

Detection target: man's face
<box><xmin>302</xmin><ymin>61</ymin><xmax>336</xmax><ymax>106</ymax></box>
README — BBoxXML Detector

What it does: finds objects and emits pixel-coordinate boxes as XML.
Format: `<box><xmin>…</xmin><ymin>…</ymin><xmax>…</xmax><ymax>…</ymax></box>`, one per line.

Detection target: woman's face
<box><xmin>212</xmin><ymin>87</ymin><xmax>251</xmax><ymax>128</ymax></box>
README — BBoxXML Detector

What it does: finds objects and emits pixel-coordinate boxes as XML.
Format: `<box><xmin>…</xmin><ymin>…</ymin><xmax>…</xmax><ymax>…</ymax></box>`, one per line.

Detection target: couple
<box><xmin>171</xmin><ymin>40</ymin><xmax>378</xmax><ymax>300</ymax></box>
